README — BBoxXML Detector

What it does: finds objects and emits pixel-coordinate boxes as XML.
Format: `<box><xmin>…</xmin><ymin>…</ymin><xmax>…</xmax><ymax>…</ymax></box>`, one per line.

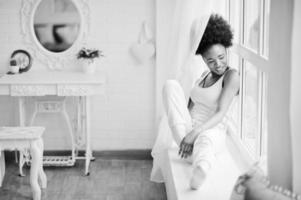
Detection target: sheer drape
<box><xmin>291</xmin><ymin>0</ymin><xmax>301</xmax><ymax>193</ymax></box>
<box><xmin>150</xmin><ymin>0</ymin><xmax>215</xmax><ymax>182</ymax></box>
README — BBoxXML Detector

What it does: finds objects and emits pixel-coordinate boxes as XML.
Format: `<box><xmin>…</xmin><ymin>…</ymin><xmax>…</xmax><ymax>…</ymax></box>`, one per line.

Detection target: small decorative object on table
<box><xmin>9</xmin><ymin>59</ymin><xmax>19</xmax><ymax>74</ymax></box>
<box><xmin>7</xmin><ymin>49</ymin><xmax>32</xmax><ymax>75</ymax></box>
<box><xmin>77</xmin><ymin>48</ymin><xmax>104</xmax><ymax>74</ymax></box>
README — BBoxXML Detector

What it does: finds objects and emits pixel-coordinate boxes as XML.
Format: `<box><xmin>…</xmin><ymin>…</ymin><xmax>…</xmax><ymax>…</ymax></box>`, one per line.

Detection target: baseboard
<box><xmin>4</xmin><ymin>149</ymin><xmax>152</xmax><ymax>161</ymax></box>
<box><xmin>92</xmin><ymin>149</ymin><xmax>152</xmax><ymax>160</ymax></box>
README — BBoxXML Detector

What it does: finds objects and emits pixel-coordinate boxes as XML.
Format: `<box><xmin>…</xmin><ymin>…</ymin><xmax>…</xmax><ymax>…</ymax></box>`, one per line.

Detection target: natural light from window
<box><xmin>227</xmin><ymin>0</ymin><xmax>269</xmax><ymax>162</ymax></box>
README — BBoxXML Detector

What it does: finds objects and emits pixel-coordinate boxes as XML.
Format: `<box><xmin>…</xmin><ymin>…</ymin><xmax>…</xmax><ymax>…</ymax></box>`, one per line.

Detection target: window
<box><xmin>228</xmin><ymin>0</ymin><xmax>241</xmax><ymax>44</ymax></box>
<box><xmin>242</xmin><ymin>61</ymin><xmax>260</xmax><ymax>155</ymax></box>
<box><xmin>227</xmin><ymin>0</ymin><xmax>270</xmax><ymax>161</ymax></box>
<box><xmin>244</xmin><ymin>0</ymin><xmax>260</xmax><ymax>52</ymax></box>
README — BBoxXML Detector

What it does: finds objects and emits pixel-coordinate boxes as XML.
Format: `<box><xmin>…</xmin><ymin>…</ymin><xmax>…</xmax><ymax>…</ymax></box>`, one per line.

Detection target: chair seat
<box><xmin>0</xmin><ymin>127</ymin><xmax>45</xmax><ymax>140</ymax></box>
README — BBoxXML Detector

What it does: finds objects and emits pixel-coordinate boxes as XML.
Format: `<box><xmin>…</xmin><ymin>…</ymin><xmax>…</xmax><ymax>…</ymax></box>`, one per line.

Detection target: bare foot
<box><xmin>190</xmin><ymin>166</ymin><xmax>207</xmax><ymax>190</ymax></box>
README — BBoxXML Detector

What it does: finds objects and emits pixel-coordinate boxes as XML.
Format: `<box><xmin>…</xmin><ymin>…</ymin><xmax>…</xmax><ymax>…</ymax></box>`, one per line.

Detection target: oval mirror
<box><xmin>33</xmin><ymin>0</ymin><xmax>81</xmax><ymax>53</ymax></box>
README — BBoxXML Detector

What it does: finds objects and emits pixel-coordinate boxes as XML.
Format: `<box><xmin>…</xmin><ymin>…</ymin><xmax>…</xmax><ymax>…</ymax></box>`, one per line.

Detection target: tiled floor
<box><xmin>0</xmin><ymin>157</ymin><xmax>167</xmax><ymax>200</ymax></box>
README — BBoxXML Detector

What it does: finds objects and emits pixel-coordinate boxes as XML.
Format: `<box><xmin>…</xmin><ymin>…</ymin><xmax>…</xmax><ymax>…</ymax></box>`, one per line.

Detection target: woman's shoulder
<box><xmin>224</xmin><ymin>68</ymin><xmax>239</xmax><ymax>79</ymax></box>
<box><xmin>223</xmin><ymin>67</ymin><xmax>240</xmax><ymax>86</ymax></box>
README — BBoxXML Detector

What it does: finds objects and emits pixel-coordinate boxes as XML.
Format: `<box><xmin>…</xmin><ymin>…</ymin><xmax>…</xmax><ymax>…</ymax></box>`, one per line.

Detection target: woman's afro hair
<box><xmin>196</xmin><ymin>14</ymin><xmax>233</xmax><ymax>55</ymax></box>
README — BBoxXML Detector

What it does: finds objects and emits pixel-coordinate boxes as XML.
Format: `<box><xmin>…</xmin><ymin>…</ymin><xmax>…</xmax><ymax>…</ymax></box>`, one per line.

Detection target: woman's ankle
<box><xmin>190</xmin><ymin>165</ymin><xmax>207</xmax><ymax>190</ymax></box>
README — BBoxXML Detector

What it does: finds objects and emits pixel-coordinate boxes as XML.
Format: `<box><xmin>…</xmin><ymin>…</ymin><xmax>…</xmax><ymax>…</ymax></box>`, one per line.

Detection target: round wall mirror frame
<box><xmin>33</xmin><ymin>0</ymin><xmax>81</xmax><ymax>53</ymax></box>
<box><xmin>20</xmin><ymin>0</ymin><xmax>90</xmax><ymax>70</ymax></box>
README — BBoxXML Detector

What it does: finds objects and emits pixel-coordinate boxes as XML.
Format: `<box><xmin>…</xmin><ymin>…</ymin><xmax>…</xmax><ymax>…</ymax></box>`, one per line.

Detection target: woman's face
<box><xmin>202</xmin><ymin>44</ymin><xmax>228</xmax><ymax>75</ymax></box>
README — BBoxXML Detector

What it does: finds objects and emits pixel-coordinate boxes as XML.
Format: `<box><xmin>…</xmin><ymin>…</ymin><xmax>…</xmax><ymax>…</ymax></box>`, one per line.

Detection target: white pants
<box><xmin>162</xmin><ymin>80</ymin><xmax>226</xmax><ymax>172</ymax></box>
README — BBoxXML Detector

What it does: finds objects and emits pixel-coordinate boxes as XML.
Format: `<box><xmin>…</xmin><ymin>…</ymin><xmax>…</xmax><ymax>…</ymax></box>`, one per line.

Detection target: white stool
<box><xmin>0</xmin><ymin>127</ymin><xmax>47</xmax><ymax>200</ymax></box>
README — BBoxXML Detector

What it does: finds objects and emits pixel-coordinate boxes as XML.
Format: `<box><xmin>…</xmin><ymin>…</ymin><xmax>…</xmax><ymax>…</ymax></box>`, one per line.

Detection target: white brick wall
<box><xmin>0</xmin><ymin>0</ymin><xmax>156</xmax><ymax>150</ymax></box>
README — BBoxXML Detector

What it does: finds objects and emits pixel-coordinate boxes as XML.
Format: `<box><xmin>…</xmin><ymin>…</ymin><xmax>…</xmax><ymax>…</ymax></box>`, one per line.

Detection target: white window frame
<box><xmin>226</xmin><ymin>0</ymin><xmax>270</xmax><ymax>165</ymax></box>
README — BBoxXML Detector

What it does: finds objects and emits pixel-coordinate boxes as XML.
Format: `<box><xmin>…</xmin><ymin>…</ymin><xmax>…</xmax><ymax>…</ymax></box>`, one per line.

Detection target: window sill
<box><xmin>162</xmin><ymin>135</ymin><xmax>245</xmax><ymax>200</ymax></box>
<box><xmin>227</xmin><ymin>127</ymin><xmax>267</xmax><ymax>175</ymax></box>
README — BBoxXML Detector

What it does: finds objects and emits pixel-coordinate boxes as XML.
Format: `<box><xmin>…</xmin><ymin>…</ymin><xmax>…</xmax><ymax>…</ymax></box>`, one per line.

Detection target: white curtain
<box><xmin>291</xmin><ymin>0</ymin><xmax>301</xmax><ymax>194</ymax></box>
<box><xmin>151</xmin><ymin>0</ymin><xmax>218</xmax><ymax>182</ymax></box>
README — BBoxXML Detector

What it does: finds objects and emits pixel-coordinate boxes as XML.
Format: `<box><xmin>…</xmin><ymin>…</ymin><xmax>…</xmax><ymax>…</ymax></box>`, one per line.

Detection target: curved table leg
<box><xmin>0</xmin><ymin>151</ymin><xmax>5</xmax><ymax>187</ymax></box>
<box><xmin>85</xmin><ymin>150</ymin><xmax>91</xmax><ymax>176</ymax></box>
<box><xmin>19</xmin><ymin>151</ymin><xmax>25</xmax><ymax>177</ymax></box>
<box><xmin>30</xmin><ymin>140</ymin><xmax>43</xmax><ymax>200</ymax></box>
<box><xmin>37</xmin><ymin>138</ymin><xmax>47</xmax><ymax>188</ymax></box>
<box><xmin>84</xmin><ymin>96</ymin><xmax>91</xmax><ymax>176</ymax></box>
<box><xmin>18</xmin><ymin>97</ymin><xmax>26</xmax><ymax>177</ymax></box>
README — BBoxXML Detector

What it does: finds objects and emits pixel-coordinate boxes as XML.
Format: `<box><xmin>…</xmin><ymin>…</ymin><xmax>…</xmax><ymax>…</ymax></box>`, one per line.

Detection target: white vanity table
<box><xmin>0</xmin><ymin>71</ymin><xmax>106</xmax><ymax>175</ymax></box>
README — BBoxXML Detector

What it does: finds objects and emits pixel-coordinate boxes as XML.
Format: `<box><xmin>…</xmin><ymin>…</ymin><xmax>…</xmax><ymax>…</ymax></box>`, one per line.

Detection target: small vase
<box><xmin>10</xmin><ymin>65</ymin><xmax>20</xmax><ymax>74</ymax></box>
<box><xmin>81</xmin><ymin>60</ymin><xmax>96</xmax><ymax>74</ymax></box>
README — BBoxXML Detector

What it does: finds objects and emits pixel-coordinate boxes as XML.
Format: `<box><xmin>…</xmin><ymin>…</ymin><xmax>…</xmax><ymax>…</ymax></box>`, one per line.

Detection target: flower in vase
<box><xmin>76</xmin><ymin>48</ymin><xmax>104</xmax><ymax>63</ymax></box>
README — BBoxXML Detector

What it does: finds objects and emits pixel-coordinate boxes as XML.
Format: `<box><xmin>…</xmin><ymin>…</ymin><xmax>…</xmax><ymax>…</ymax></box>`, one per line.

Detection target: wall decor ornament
<box><xmin>76</xmin><ymin>48</ymin><xmax>104</xmax><ymax>74</ymax></box>
<box><xmin>20</xmin><ymin>0</ymin><xmax>91</xmax><ymax>70</ymax></box>
<box><xmin>130</xmin><ymin>21</ymin><xmax>155</xmax><ymax>64</ymax></box>
<box><xmin>9</xmin><ymin>59</ymin><xmax>19</xmax><ymax>74</ymax></box>
<box><xmin>7</xmin><ymin>49</ymin><xmax>32</xmax><ymax>75</ymax></box>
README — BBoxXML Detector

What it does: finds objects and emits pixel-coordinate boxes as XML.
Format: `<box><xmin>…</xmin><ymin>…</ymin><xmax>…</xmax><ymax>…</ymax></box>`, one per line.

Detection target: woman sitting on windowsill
<box><xmin>162</xmin><ymin>14</ymin><xmax>240</xmax><ymax>190</ymax></box>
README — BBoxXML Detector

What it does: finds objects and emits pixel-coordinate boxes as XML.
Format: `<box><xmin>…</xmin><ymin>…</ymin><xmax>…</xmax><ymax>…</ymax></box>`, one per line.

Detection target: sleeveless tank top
<box><xmin>189</xmin><ymin>71</ymin><xmax>226</xmax><ymax>126</ymax></box>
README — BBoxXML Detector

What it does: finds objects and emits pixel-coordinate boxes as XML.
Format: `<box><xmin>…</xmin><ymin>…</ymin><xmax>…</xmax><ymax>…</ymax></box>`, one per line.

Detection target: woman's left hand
<box><xmin>179</xmin><ymin>131</ymin><xmax>198</xmax><ymax>158</ymax></box>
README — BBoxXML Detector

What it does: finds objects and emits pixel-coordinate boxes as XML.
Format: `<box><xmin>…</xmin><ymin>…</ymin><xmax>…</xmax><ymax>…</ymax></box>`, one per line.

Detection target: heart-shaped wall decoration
<box><xmin>130</xmin><ymin>42</ymin><xmax>155</xmax><ymax>64</ymax></box>
<box><xmin>130</xmin><ymin>21</ymin><xmax>155</xmax><ymax>64</ymax></box>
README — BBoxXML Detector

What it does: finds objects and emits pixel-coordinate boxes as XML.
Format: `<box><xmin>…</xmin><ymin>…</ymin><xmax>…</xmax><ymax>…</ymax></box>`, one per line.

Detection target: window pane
<box><xmin>242</xmin><ymin>61</ymin><xmax>260</xmax><ymax>155</ymax></box>
<box><xmin>244</xmin><ymin>0</ymin><xmax>260</xmax><ymax>52</ymax></box>
<box><xmin>261</xmin><ymin>74</ymin><xmax>268</xmax><ymax>156</ymax></box>
<box><xmin>228</xmin><ymin>52</ymin><xmax>240</xmax><ymax>70</ymax></box>
<box><xmin>263</xmin><ymin>0</ymin><xmax>270</xmax><ymax>57</ymax></box>
<box><xmin>229</xmin><ymin>0</ymin><xmax>241</xmax><ymax>44</ymax></box>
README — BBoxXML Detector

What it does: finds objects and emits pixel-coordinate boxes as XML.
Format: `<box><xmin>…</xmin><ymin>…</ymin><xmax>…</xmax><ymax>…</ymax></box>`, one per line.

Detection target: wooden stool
<box><xmin>0</xmin><ymin>127</ymin><xmax>47</xmax><ymax>200</ymax></box>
